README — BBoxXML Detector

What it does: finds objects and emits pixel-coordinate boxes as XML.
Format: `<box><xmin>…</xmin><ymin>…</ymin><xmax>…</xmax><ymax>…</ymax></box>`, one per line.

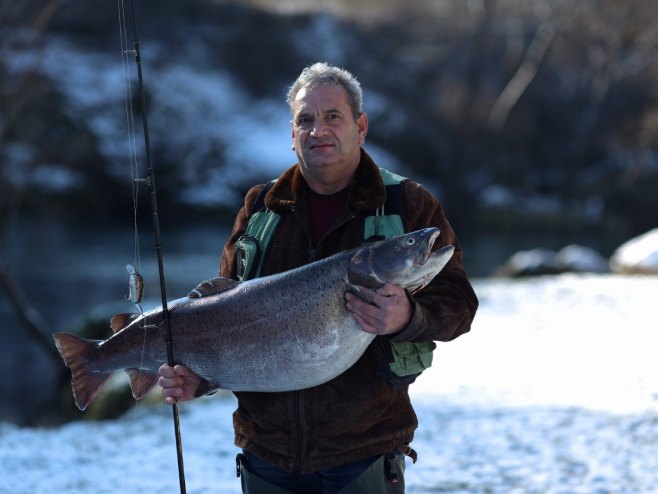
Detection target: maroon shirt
<box><xmin>307</xmin><ymin>187</ymin><xmax>350</xmax><ymax>247</ymax></box>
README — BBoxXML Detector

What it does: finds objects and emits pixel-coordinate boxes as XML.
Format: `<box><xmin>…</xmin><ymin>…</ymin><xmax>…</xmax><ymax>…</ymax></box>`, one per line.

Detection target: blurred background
<box><xmin>1</xmin><ymin>0</ymin><xmax>656</xmax><ymax>424</ymax></box>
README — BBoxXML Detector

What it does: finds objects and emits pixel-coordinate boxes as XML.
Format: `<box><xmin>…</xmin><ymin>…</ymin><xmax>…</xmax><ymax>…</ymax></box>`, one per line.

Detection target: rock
<box><xmin>610</xmin><ymin>229</ymin><xmax>658</xmax><ymax>274</ymax></box>
<box><xmin>495</xmin><ymin>244</ymin><xmax>610</xmax><ymax>277</ymax></box>
<box><xmin>555</xmin><ymin>245</ymin><xmax>609</xmax><ymax>274</ymax></box>
<box><xmin>494</xmin><ymin>248</ymin><xmax>561</xmax><ymax>277</ymax></box>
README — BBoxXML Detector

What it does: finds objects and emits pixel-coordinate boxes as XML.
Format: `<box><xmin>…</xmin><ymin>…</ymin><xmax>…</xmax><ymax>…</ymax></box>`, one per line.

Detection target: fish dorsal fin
<box><xmin>188</xmin><ymin>277</ymin><xmax>241</xmax><ymax>298</ymax></box>
<box><xmin>110</xmin><ymin>313</ymin><xmax>140</xmax><ymax>333</ymax></box>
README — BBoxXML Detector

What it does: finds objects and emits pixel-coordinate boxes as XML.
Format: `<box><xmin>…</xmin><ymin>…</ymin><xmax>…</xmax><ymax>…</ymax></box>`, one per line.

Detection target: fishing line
<box><xmin>117</xmin><ymin>1</ymin><xmax>152</xmax><ymax>493</ymax></box>
<box><xmin>116</xmin><ymin>1</ymin><xmax>188</xmax><ymax>493</ymax></box>
<box><xmin>118</xmin><ymin>0</ymin><xmax>142</xmax><ymax>275</ymax></box>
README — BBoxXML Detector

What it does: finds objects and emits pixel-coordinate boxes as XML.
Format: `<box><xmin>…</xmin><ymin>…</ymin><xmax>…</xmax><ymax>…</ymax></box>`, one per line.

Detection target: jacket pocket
<box><xmin>236</xmin><ymin>234</ymin><xmax>260</xmax><ymax>281</ymax></box>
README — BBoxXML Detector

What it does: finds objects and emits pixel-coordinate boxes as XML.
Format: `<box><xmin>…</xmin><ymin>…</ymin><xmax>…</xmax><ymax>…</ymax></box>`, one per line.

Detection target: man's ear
<box><xmin>357</xmin><ymin>112</ymin><xmax>368</xmax><ymax>144</ymax></box>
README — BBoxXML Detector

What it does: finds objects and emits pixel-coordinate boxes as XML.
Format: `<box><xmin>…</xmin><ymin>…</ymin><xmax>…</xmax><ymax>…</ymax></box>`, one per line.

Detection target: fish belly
<box><xmin>167</xmin><ymin>261</ymin><xmax>375</xmax><ymax>392</ymax></box>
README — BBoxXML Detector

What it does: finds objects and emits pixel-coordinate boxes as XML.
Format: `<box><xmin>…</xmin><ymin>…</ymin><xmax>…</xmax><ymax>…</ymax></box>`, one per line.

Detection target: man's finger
<box><xmin>158</xmin><ymin>363</ymin><xmax>176</xmax><ymax>377</ymax></box>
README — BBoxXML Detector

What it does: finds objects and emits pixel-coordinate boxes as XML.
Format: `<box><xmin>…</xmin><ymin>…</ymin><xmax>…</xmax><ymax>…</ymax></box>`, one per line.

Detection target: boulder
<box><xmin>495</xmin><ymin>244</ymin><xmax>609</xmax><ymax>277</ymax></box>
<box><xmin>610</xmin><ymin>229</ymin><xmax>658</xmax><ymax>274</ymax></box>
<box><xmin>494</xmin><ymin>248</ymin><xmax>561</xmax><ymax>277</ymax></box>
<box><xmin>555</xmin><ymin>245</ymin><xmax>609</xmax><ymax>274</ymax></box>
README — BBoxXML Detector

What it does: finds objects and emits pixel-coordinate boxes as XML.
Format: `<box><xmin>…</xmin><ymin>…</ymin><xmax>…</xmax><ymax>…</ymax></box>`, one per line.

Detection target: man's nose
<box><xmin>310</xmin><ymin>120</ymin><xmax>329</xmax><ymax>137</ymax></box>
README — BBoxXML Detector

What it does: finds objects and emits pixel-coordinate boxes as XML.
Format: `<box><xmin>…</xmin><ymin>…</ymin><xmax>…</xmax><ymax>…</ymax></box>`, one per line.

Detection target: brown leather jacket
<box><xmin>219</xmin><ymin>149</ymin><xmax>478</xmax><ymax>474</ymax></box>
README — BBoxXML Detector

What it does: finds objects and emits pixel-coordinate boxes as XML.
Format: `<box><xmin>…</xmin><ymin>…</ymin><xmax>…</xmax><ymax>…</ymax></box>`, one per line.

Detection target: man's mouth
<box><xmin>310</xmin><ymin>141</ymin><xmax>334</xmax><ymax>150</ymax></box>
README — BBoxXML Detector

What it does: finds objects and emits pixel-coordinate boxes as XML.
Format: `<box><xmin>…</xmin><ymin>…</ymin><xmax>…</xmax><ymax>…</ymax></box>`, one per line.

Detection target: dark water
<box><xmin>1</xmin><ymin>217</ymin><xmax>228</xmax><ymax>423</ymax></box>
<box><xmin>0</xmin><ymin>216</ymin><xmax>621</xmax><ymax>423</ymax></box>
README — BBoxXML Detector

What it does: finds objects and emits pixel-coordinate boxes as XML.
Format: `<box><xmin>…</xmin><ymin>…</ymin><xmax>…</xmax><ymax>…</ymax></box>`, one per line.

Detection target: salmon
<box><xmin>53</xmin><ymin>228</ymin><xmax>453</xmax><ymax>410</ymax></box>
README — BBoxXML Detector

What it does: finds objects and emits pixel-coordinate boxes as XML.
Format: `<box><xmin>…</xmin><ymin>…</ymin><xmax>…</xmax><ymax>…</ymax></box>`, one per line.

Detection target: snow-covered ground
<box><xmin>1</xmin><ymin>274</ymin><xmax>657</xmax><ymax>493</ymax></box>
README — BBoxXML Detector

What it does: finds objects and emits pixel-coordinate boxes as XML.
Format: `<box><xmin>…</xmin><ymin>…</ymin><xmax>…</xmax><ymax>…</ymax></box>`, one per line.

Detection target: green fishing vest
<box><xmin>235</xmin><ymin>168</ymin><xmax>436</xmax><ymax>385</ymax></box>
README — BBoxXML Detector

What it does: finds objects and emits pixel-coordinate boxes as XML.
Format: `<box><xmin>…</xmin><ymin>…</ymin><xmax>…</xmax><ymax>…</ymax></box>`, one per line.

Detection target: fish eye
<box><xmin>406</xmin><ymin>238</ymin><xmax>416</xmax><ymax>246</ymax></box>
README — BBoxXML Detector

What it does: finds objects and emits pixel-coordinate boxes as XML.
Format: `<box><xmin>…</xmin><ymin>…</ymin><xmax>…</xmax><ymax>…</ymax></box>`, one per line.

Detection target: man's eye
<box><xmin>296</xmin><ymin>116</ymin><xmax>312</xmax><ymax>126</ymax></box>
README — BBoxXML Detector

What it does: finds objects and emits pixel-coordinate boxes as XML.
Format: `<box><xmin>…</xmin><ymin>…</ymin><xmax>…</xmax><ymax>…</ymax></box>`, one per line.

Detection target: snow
<box><xmin>610</xmin><ymin>229</ymin><xmax>658</xmax><ymax>274</ymax></box>
<box><xmin>3</xmin><ymin>35</ymin><xmax>404</xmax><ymax>207</ymax></box>
<box><xmin>2</xmin><ymin>274</ymin><xmax>657</xmax><ymax>493</ymax></box>
<box><xmin>412</xmin><ymin>275</ymin><xmax>657</xmax><ymax>413</ymax></box>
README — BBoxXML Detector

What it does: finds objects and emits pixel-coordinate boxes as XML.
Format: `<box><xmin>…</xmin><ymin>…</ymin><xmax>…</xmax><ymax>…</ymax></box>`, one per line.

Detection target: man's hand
<box><xmin>345</xmin><ymin>282</ymin><xmax>412</xmax><ymax>336</ymax></box>
<box><xmin>158</xmin><ymin>363</ymin><xmax>202</xmax><ymax>405</ymax></box>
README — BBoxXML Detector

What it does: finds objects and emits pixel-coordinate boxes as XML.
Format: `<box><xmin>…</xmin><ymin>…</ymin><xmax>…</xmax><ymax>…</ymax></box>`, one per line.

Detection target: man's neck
<box><xmin>307</xmin><ymin>187</ymin><xmax>350</xmax><ymax>246</ymax></box>
<box><xmin>301</xmin><ymin>164</ymin><xmax>358</xmax><ymax>194</ymax></box>
<box><xmin>307</xmin><ymin>178</ymin><xmax>351</xmax><ymax>195</ymax></box>
<box><xmin>299</xmin><ymin>156</ymin><xmax>360</xmax><ymax>194</ymax></box>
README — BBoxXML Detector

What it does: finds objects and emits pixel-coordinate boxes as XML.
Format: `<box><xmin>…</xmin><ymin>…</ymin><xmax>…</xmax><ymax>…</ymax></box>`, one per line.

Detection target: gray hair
<box><xmin>286</xmin><ymin>62</ymin><xmax>364</xmax><ymax>119</ymax></box>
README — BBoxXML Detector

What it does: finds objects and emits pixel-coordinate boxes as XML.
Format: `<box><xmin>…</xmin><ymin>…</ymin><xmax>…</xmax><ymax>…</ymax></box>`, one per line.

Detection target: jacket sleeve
<box><xmin>390</xmin><ymin>180</ymin><xmax>478</xmax><ymax>343</ymax></box>
<box><xmin>219</xmin><ymin>184</ymin><xmax>266</xmax><ymax>279</ymax></box>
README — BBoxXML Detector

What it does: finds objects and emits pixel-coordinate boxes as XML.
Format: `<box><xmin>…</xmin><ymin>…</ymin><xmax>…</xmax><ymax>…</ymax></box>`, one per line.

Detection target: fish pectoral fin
<box><xmin>125</xmin><ymin>369</ymin><xmax>160</xmax><ymax>400</ymax></box>
<box><xmin>346</xmin><ymin>283</ymin><xmax>376</xmax><ymax>304</ymax></box>
<box><xmin>110</xmin><ymin>313</ymin><xmax>141</xmax><ymax>333</ymax></box>
<box><xmin>188</xmin><ymin>277</ymin><xmax>241</xmax><ymax>298</ymax></box>
<box><xmin>193</xmin><ymin>378</ymin><xmax>220</xmax><ymax>398</ymax></box>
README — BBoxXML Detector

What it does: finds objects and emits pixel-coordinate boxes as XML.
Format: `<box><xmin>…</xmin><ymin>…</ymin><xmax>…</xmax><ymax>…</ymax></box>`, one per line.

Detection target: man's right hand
<box><xmin>158</xmin><ymin>363</ymin><xmax>203</xmax><ymax>405</ymax></box>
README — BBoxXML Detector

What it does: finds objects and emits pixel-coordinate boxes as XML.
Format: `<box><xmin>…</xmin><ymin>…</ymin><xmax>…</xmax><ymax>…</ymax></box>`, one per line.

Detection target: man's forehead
<box><xmin>293</xmin><ymin>84</ymin><xmax>350</xmax><ymax>112</ymax></box>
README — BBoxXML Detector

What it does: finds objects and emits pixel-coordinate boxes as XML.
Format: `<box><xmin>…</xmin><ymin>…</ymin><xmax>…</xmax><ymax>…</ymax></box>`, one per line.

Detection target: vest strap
<box><xmin>235</xmin><ymin>168</ymin><xmax>436</xmax><ymax>381</ymax></box>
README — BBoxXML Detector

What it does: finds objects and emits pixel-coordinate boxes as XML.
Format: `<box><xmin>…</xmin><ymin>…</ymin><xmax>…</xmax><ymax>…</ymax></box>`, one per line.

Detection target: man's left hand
<box><xmin>345</xmin><ymin>282</ymin><xmax>412</xmax><ymax>336</ymax></box>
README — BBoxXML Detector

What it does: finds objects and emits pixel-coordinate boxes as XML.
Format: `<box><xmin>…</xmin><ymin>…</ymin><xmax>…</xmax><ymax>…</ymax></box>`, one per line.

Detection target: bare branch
<box><xmin>488</xmin><ymin>20</ymin><xmax>556</xmax><ymax>130</ymax></box>
<box><xmin>0</xmin><ymin>269</ymin><xmax>60</xmax><ymax>363</ymax></box>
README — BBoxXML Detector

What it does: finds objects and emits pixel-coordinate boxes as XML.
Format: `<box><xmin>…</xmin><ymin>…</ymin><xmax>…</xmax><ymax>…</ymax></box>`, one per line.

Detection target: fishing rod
<box><xmin>123</xmin><ymin>1</ymin><xmax>187</xmax><ymax>492</ymax></box>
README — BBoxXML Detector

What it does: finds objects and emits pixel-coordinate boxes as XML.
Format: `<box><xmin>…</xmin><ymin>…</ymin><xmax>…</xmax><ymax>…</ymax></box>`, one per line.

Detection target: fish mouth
<box><xmin>347</xmin><ymin>228</ymin><xmax>452</xmax><ymax>293</ymax></box>
<box><xmin>407</xmin><ymin>229</ymin><xmax>453</xmax><ymax>293</ymax></box>
<box><xmin>416</xmin><ymin>229</ymin><xmax>441</xmax><ymax>267</ymax></box>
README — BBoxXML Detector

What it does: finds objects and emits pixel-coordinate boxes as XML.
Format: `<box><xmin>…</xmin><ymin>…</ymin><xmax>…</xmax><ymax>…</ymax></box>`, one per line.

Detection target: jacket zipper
<box><xmin>290</xmin><ymin>208</ymin><xmax>355</xmax><ymax>468</ymax></box>
<box><xmin>288</xmin><ymin>205</ymin><xmax>307</xmax><ymax>469</ymax></box>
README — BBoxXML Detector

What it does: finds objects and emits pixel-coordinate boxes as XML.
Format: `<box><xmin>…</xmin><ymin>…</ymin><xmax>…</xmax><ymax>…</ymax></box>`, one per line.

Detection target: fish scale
<box><xmin>53</xmin><ymin>228</ymin><xmax>454</xmax><ymax>411</ymax></box>
<box><xmin>165</xmin><ymin>253</ymin><xmax>365</xmax><ymax>391</ymax></box>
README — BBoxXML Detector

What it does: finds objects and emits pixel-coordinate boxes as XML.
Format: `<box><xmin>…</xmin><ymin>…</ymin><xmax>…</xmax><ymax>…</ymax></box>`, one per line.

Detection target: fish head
<box><xmin>348</xmin><ymin>227</ymin><xmax>454</xmax><ymax>293</ymax></box>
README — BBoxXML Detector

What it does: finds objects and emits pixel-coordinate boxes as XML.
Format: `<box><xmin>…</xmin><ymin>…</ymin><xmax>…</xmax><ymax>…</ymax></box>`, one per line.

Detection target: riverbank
<box><xmin>2</xmin><ymin>274</ymin><xmax>657</xmax><ymax>493</ymax></box>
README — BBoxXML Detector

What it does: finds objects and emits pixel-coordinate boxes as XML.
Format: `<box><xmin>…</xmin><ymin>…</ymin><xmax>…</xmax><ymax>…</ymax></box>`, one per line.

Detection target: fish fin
<box><xmin>193</xmin><ymin>378</ymin><xmax>220</xmax><ymax>398</ymax></box>
<box><xmin>125</xmin><ymin>369</ymin><xmax>160</xmax><ymax>400</ymax></box>
<box><xmin>52</xmin><ymin>332</ymin><xmax>110</xmax><ymax>411</ymax></box>
<box><xmin>110</xmin><ymin>313</ymin><xmax>140</xmax><ymax>333</ymax></box>
<box><xmin>346</xmin><ymin>283</ymin><xmax>376</xmax><ymax>304</ymax></box>
<box><xmin>188</xmin><ymin>277</ymin><xmax>240</xmax><ymax>298</ymax></box>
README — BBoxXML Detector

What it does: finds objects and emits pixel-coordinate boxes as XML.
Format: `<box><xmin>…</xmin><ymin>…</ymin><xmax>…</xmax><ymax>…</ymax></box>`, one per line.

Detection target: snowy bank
<box><xmin>1</xmin><ymin>275</ymin><xmax>657</xmax><ymax>494</ymax></box>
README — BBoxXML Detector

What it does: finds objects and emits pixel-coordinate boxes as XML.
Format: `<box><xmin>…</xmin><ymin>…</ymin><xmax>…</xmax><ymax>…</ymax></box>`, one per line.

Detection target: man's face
<box><xmin>291</xmin><ymin>83</ymin><xmax>368</xmax><ymax>188</ymax></box>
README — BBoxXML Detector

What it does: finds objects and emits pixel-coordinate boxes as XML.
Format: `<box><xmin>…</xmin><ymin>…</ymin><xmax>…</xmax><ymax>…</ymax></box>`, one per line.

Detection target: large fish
<box><xmin>53</xmin><ymin>228</ymin><xmax>454</xmax><ymax>411</ymax></box>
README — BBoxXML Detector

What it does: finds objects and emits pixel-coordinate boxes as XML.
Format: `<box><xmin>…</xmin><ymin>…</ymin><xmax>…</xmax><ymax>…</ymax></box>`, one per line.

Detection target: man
<box><xmin>158</xmin><ymin>62</ymin><xmax>478</xmax><ymax>493</ymax></box>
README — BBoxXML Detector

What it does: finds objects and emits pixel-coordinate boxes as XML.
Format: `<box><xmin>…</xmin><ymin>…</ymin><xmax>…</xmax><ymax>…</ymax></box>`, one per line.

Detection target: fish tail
<box><xmin>53</xmin><ymin>332</ymin><xmax>110</xmax><ymax>411</ymax></box>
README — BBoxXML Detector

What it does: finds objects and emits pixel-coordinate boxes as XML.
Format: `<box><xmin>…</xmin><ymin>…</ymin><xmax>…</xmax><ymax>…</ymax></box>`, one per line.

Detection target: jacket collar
<box><xmin>264</xmin><ymin>148</ymin><xmax>386</xmax><ymax>213</ymax></box>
